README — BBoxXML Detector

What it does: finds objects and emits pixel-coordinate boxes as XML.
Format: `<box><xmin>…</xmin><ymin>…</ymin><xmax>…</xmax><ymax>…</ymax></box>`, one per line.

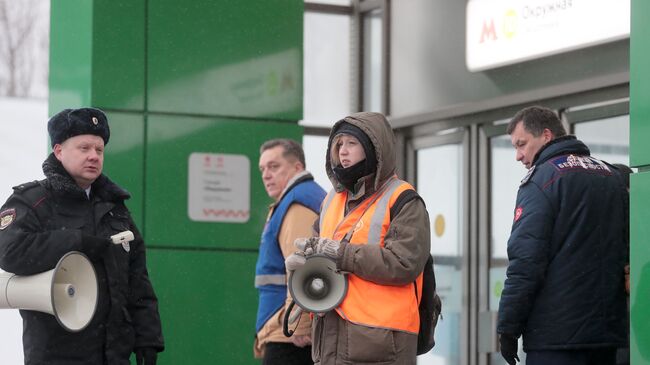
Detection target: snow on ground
<box><xmin>0</xmin><ymin>97</ymin><xmax>48</xmax><ymax>364</ymax></box>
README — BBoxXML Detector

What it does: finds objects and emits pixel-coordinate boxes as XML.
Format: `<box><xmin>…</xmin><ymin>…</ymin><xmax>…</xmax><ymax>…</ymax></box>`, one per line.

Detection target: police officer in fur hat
<box><xmin>0</xmin><ymin>107</ymin><xmax>164</xmax><ymax>365</ymax></box>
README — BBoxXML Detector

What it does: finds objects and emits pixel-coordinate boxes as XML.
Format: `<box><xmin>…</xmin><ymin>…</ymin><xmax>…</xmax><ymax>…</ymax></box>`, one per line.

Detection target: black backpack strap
<box><xmin>389</xmin><ymin>188</ymin><xmax>431</xmax><ymax>291</ymax></box>
<box><xmin>390</xmin><ymin>189</ymin><xmax>425</xmax><ymax>221</ymax></box>
<box><xmin>388</xmin><ymin>187</ymin><xmax>440</xmax><ymax>355</ymax></box>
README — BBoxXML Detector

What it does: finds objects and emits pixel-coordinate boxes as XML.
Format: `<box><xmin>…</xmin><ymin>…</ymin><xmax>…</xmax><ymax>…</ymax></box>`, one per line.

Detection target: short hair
<box><xmin>506</xmin><ymin>106</ymin><xmax>567</xmax><ymax>138</ymax></box>
<box><xmin>260</xmin><ymin>138</ymin><xmax>306</xmax><ymax>168</ymax></box>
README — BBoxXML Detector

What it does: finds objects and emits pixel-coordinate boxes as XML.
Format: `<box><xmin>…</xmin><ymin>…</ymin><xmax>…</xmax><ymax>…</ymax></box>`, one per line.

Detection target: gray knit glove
<box><xmin>285</xmin><ymin>252</ymin><xmax>307</xmax><ymax>271</ymax></box>
<box><xmin>284</xmin><ymin>237</ymin><xmax>312</xmax><ymax>271</ymax></box>
<box><xmin>313</xmin><ymin>238</ymin><xmax>343</xmax><ymax>259</ymax></box>
<box><xmin>303</xmin><ymin>237</ymin><xmax>346</xmax><ymax>260</ymax></box>
<box><xmin>286</xmin><ymin>237</ymin><xmax>346</xmax><ymax>271</ymax></box>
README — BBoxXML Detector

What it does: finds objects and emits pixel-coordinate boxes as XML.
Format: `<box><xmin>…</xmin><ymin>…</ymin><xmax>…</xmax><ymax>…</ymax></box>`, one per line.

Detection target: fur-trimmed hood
<box><xmin>326</xmin><ymin>112</ymin><xmax>396</xmax><ymax>193</ymax></box>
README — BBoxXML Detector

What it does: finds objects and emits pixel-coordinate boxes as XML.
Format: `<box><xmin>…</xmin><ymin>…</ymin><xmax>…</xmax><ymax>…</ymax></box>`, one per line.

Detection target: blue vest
<box><xmin>255</xmin><ymin>179</ymin><xmax>325</xmax><ymax>332</ymax></box>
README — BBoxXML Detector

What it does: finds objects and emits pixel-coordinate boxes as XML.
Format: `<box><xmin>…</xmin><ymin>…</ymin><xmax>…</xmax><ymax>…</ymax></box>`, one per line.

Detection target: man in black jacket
<box><xmin>0</xmin><ymin>108</ymin><xmax>164</xmax><ymax>364</ymax></box>
<box><xmin>497</xmin><ymin>106</ymin><xmax>627</xmax><ymax>365</ymax></box>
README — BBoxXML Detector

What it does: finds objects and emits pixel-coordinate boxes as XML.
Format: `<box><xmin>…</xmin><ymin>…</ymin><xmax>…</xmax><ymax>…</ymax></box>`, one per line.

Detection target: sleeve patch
<box><xmin>0</xmin><ymin>208</ymin><xmax>16</xmax><ymax>230</ymax></box>
<box><xmin>514</xmin><ymin>206</ymin><xmax>523</xmax><ymax>222</ymax></box>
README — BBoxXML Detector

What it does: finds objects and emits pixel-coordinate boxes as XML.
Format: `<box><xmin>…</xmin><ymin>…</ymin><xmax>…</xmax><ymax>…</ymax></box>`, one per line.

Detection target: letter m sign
<box><xmin>479</xmin><ymin>19</ymin><xmax>497</xmax><ymax>43</ymax></box>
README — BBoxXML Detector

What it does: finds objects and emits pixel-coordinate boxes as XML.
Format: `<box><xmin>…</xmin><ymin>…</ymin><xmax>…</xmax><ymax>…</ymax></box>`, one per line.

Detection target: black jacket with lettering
<box><xmin>497</xmin><ymin>136</ymin><xmax>627</xmax><ymax>351</ymax></box>
<box><xmin>0</xmin><ymin>153</ymin><xmax>164</xmax><ymax>364</ymax></box>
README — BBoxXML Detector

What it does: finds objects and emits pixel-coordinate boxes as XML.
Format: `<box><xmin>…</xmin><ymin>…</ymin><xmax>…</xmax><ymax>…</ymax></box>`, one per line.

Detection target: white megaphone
<box><xmin>283</xmin><ymin>254</ymin><xmax>348</xmax><ymax>337</ymax></box>
<box><xmin>0</xmin><ymin>251</ymin><xmax>98</xmax><ymax>332</ymax></box>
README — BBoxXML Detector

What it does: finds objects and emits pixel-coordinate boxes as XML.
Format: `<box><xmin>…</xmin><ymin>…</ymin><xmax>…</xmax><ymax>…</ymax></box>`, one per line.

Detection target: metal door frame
<box><xmin>406</xmin><ymin>127</ymin><xmax>473</xmax><ymax>365</ymax></box>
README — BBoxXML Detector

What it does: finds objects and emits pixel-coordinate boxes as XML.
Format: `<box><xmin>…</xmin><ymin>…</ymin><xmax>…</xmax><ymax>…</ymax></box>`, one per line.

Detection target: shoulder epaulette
<box><xmin>12</xmin><ymin>180</ymin><xmax>48</xmax><ymax>208</ymax></box>
<box><xmin>12</xmin><ymin>180</ymin><xmax>43</xmax><ymax>193</ymax></box>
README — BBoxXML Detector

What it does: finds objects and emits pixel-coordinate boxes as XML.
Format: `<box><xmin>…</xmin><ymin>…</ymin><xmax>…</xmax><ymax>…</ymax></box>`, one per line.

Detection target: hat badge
<box><xmin>91</xmin><ymin>117</ymin><xmax>98</xmax><ymax>125</ymax></box>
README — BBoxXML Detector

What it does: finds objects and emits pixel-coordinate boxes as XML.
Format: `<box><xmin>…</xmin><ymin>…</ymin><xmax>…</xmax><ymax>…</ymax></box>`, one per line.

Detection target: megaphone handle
<box><xmin>288</xmin><ymin>304</ymin><xmax>304</xmax><ymax>324</ymax></box>
<box><xmin>283</xmin><ymin>300</ymin><xmax>301</xmax><ymax>337</ymax></box>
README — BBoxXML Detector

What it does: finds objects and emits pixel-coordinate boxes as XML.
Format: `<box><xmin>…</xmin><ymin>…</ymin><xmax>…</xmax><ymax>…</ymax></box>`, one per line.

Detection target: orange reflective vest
<box><xmin>319</xmin><ymin>177</ymin><xmax>423</xmax><ymax>334</ymax></box>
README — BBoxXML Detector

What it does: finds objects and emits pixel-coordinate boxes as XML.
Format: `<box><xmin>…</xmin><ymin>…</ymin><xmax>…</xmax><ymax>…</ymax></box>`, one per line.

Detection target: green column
<box><xmin>49</xmin><ymin>1</ymin><xmax>304</xmax><ymax>363</ymax></box>
<box><xmin>630</xmin><ymin>0</ymin><xmax>650</xmax><ymax>363</ymax></box>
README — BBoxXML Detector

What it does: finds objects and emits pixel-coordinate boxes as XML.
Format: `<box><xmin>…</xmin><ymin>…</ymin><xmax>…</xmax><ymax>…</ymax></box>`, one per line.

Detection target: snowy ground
<box><xmin>0</xmin><ymin>97</ymin><xmax>48</xmax><ymax>364</ymax></box>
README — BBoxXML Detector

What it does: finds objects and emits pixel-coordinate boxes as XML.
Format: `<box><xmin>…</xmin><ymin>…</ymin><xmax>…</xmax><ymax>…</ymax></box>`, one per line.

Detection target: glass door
<box><xmin>483</xmin><ymin>124</ymin><xmax>528</xmax><ymax>365</ymax></box>
<box><xmin>573</xmin><ymin>116</ymin><xmax>629</xmax><ymax>163</ymax></box>
<box><xmin>413</xmin><ymin>130</ymin><xmax>469</xmax><ymax>365</ymax></box>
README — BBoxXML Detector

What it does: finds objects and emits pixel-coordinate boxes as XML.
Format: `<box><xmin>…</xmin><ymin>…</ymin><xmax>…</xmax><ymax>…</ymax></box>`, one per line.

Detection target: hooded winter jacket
<box><xmin>497</xmin><ymin>136</ymin><xmax>628</xmax><ymax>351</ymax></box>
<box><xmin>0</xmin><ymin>153</ymin><xmax>164</xmax><ymax>364</ymax></box>
<box><xmin>312</xmin><ymin>112</ymin><xmax>431</xmax><ymax>365</ymax></box>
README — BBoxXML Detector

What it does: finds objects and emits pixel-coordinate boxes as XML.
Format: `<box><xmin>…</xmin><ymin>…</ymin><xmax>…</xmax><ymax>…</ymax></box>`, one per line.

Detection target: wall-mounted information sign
<box><xmin>188</xmin><ymin>152</ymin><xmax>250</xmax><ymax>223</ymax></box>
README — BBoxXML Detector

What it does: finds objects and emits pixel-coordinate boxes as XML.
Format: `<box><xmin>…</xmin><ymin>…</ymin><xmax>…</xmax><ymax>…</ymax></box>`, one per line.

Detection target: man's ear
<box><xmin>542</xmin><ymin>128</ymin><xmax>554</xmax><ymax>143</ymax></box>
<box><xmin>53</xmin><ymin>144</ymin><xmax>63</xmax><ymax>161</ymax></box>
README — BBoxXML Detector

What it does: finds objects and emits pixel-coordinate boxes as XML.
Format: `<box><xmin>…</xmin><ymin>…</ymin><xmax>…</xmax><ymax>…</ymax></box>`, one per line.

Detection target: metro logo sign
<box><xmin>466</xmin><ymin>0</ymin><xmax>629</xmax><ymax>72</ymax></box>
<box><xmin>478</xmin><ymin>10</ymin><xmax>517</xmax><ymax>44</ymax></box>
<box><xmin>480</xmin><ymin>19</ymin><xmax>498</xmax><ymax>43</ymax></box>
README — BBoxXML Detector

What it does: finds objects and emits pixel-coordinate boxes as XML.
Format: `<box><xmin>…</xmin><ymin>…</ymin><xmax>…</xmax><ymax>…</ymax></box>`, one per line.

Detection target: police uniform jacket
<box><xmin>497</xmin><ymin>135</ymin><xmax>627</xmax><ymax>351</ymax></box>
<box><xmin>0</xmin><ymin>153</ymin><xmax>164</xmax><ymax>365</ymax></box>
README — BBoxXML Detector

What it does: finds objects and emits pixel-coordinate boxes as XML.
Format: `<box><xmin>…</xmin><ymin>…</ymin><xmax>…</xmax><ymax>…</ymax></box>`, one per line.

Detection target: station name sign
<box><xmin>466</xmin><ymin>0</ymin><xmax>630</xmax><ymax>72</ymax></box>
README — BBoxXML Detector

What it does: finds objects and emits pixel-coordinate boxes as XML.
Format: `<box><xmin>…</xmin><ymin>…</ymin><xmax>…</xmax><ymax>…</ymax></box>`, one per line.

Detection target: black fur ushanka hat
<box><xmin>48</xmin><ymin>107</ymin><xmax>110</xmax><ymax>147</ymax></box>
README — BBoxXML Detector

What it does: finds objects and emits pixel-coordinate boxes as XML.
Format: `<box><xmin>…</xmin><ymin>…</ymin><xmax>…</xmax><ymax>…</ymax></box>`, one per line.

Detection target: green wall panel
<box><xmin>92</xmin><ymin>0</ymin><xmax>145</xmax><ymax>110</ymax></box>
<box><xmin>145</xmin><ymin>115</ymin><xmax>302</xmax><ymax>248</ymax></box>
<box><xmin>630</xmin><ymin>171</ymin><xmax>650</xmax><ymax>364</ymax></box>
<box><xmin>147</xmin><ymin>0</ymin><xmax>303</xmax><ymax>120</ymax></box>
<box><xmin>631</xmin><ymin>1</ymin><xmax>650</xmax><ymax>362</ymax></box>
<box><xmin>630</xmin><ymin>0</ymin><xmax>650</xmax><ymax>168</ymax></box>
<box><xmin>147</xmin><ymin>249</ymin><xmax>259</xmax><ymax>365</ymax></box>
<box><xmin>49</xmin><ymin>0</ymin><xmax>93</xmax><ymax>112</ymax></box>
<box><xmin>102</xmin><ymin>112</ymin><xmax>145</xmax><ymax>228</ymax></box>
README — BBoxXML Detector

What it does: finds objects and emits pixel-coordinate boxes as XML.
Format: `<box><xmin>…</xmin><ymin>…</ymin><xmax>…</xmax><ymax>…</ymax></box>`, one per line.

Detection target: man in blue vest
<box><xmin>254</xmin><ymin>139</ymin><xmax>326</xmax><ymax>365</ymax></box>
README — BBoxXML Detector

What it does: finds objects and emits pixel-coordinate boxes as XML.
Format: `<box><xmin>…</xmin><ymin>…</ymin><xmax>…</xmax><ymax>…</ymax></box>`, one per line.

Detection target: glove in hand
<box><xmin>289</xmin><ymin>237</ymin><xmax>345</xmax><ymax>268</ymax></box>
<box><xmin>499</xmin><ymin>333</ymin><xmax>520</xmax><ymax>365</ymax></box>
<box><xmin>293</xmin><ymin>237</ymin><xmax>311</xmax><ymax>253</ymax></box>
<box><xmin>309</xmin><ymin>237</ymin><xmax>344</xmax><ymax>260</ymax></box>
<box><xmin>135</xmin><ymin>347</ymin><xmax>158</xmax><ymax>365</ymax></box>
<box><xmin>285</xmin><ymin>252</ymin><xmax>307</xmax><ymax>271</ymax></box>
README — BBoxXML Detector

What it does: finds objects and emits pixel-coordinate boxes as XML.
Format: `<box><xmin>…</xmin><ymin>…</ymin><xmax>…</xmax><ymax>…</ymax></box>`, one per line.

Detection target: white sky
<box><xmin>0</xmin><ymin>97</ymin><xmax>48</xmax><ymax>364</ymax></box>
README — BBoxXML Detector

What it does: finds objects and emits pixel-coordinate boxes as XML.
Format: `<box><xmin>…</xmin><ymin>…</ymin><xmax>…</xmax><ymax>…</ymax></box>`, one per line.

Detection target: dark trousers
<box><xmin>262</xmin><ymin>342</ymin><xmax>313</xmax><ymax>365</ymax></box>
<box><xmin>527</xmin><ymin>348</ymin><xmax>617</xmax><ymax>365</ymax></box>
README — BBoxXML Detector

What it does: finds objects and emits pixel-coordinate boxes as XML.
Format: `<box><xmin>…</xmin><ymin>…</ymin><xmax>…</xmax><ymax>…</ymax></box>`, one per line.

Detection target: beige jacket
<box><xmin>254</xmin><ymin>203</ymin><xmax>318</xmax><ymax>358</ymax></box>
